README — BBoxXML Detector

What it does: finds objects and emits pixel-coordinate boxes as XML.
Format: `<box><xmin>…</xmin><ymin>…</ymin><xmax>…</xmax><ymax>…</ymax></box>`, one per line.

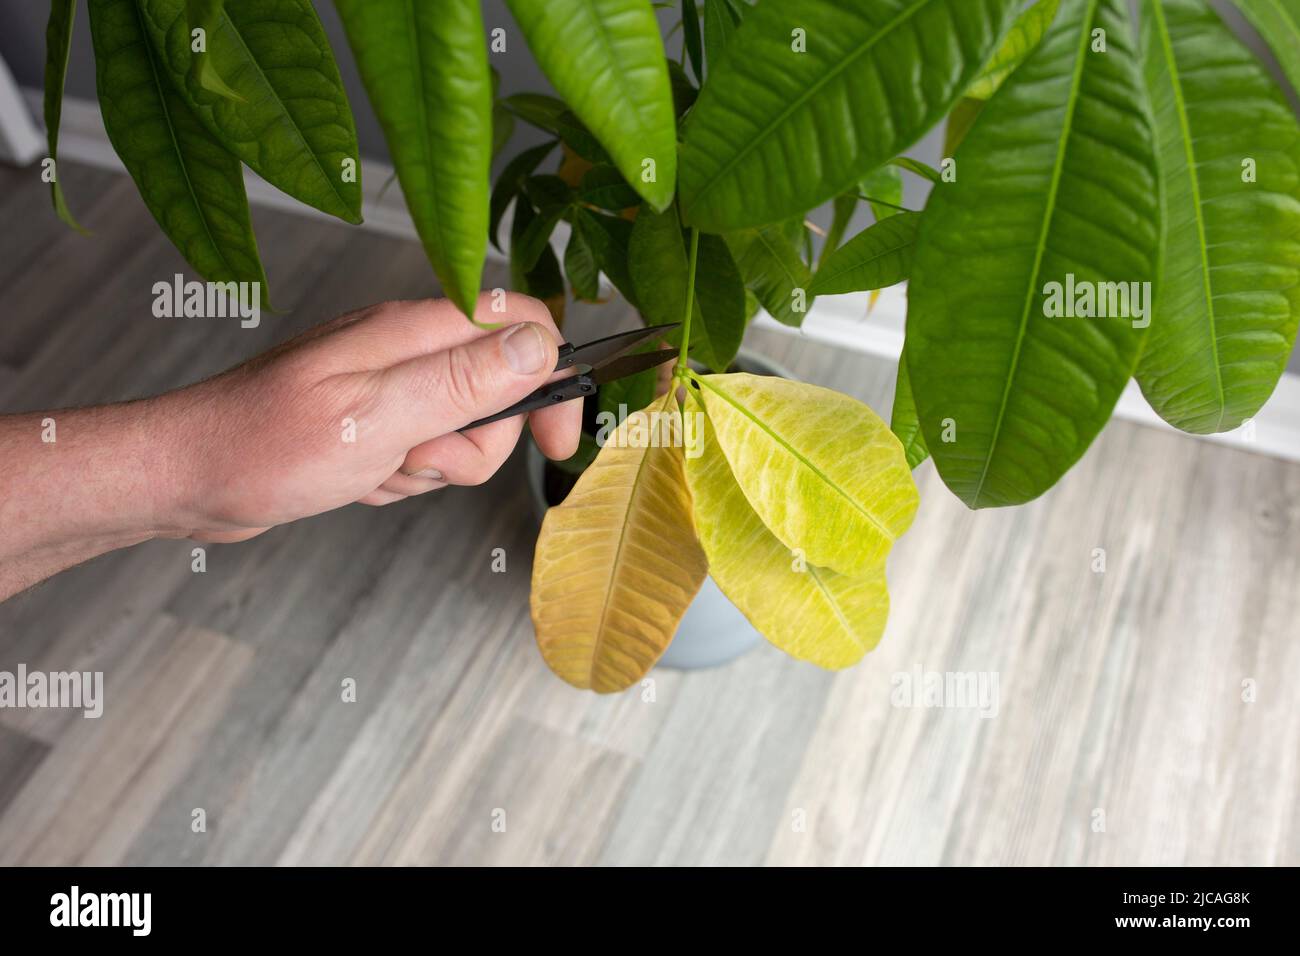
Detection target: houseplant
<box><xmin>43</xmin><ymin>0</ymin><xmax>1300</xmax><ymax>692</ymax></box>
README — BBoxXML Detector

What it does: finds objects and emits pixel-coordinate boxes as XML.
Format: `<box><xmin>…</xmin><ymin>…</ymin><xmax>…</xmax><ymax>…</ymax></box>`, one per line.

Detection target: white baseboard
<box><xmin>27</xmin><ymin>90</ymin><xmax>1300</xmax><ymax>465</ymax></box>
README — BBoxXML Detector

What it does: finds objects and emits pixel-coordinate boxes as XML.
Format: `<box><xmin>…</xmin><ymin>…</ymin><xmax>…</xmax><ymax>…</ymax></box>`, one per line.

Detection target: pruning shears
<box><xmin>461</xmin><ymin>323</ymin><xmax>680</xmax><ymax>431</ymax></box>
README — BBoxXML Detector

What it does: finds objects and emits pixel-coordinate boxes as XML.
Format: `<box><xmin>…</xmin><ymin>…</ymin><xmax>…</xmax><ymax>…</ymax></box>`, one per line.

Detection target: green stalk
<box><xmin>676</xmin><ymin>226</ymin><xmax>700</xmax><ymax>375</ymax></box>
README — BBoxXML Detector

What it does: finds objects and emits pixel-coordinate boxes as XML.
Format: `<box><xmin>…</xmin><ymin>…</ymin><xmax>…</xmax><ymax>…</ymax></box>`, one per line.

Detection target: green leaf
<box><xmin>578</xmin><ymin>164</ymin><xmax>641</xmax><ymax>212</ymax></box>
<box><xmin>505</xmin><ymin>0</ymin><xmax>678</xmax><ymax>211</ymax></box>
<box><xmin>810</xmin><ymin>212</ymin><xmax>919</xmax><ymax>296</ymax></box>
<box><xmin>43</xmin><ymin>0</ymin><xmax>87</xmax><ymax>233</ymax></box>
<box><xmin>1229</xmin><ymin>0</ymin><xmax>1300</xmax><ymax>96</ymax></box>
<box><xmin>336</xmin><ymin>0</ymin><xmax>491</xmax><ymax>318</ymax></box>
<box><xmin>502</xmin><ymin>92</ymin><xmax>568</xmax><ymax>132</ymax></box>
<box><xmin>728</xmin><ymin>226</ymin><xmax>813</xmax><ymax>326</ymax></box>
<box><xmin>678</xmin><ymin>0</ymin><xmax>1021</xmax><ymax>232</ymax></box>
<box><xmin>890</xmin><ymin>351</ymin><xmax>929</xmax><ymax>470</ymax></box>
<box><xmin>185</xmin><ymin>0</ymin><xmax>243</xmax><ymax>102</ymax></box>
<box><xmin>703</xmin><ymin>0</ymin><xmax>741</xmax><ymax>69</ymax></box>
<box><xmin>138</xmin><ymin>0</ymin><xmax>362</xmax><ymax>224</ymax></box>
<box><xmin>629</xmin><ymin>203</ymin><xmax>690</xmax><ymax>328</ymax></box>
<box><xmin>629</xmin><ymin>205</ymin><xmax>743</xmax><ymax>369</ymax></box>
<box><xmin>89</xmin><ymin>0</ymin><xmax>268</xmax><ymax>297</ymax></box>
<box><xmin>682</xmin><ymin>0</ymin><xmax>704</xmax><ymax>83</ymax></box>
<box><xmin>490</xmin><ymin>140</ymin><xmax>557</xmax><ymax>251</ymax></box>
<box><xmin>907</xmin><ymin>0</ymin><xmax>1159</xmax><ymax>509</ymax></box>
<box><xmin>1136</xmin><ymin>0</ymin><xmax>1300</xmax><ymax>433</ymax></box>
<box><xmin>683</xmin><ymin>390</ymin><xmax>892</xmax><ymax>670</ymax></box>
<box><xmin>967</xmin><ymin>0</ymin><xmax>1062</xmax><ymax>100</ymax></box>
<box><xmin>820</xmin><ymin>194</ymin><xmax>858</xmax><ymax>268</ymax></box>
<box><xmin>666</xmin><ymin>59</ymin><xmax>700</xmax><ymax>118</ymax></box>
<box><xmin>860</xmin><ymin>164</ymin><xmax>904</xmax><ymax>220</ymax></box>
<box><xmin>510</xmin><ymin>200</ymin><xmax>565</xmax><ymax>305</ymax></box>
<box><xmin>564</xmin><ymin>223</ymin><xmax>601</xmax><ymax>301</ymax></box>
<box><xmin>890</xmin><ymin>156</ymin><xmax>941</xmax><ymax>184</ymax></box>
<box><xmin>692</xmin><ymin>372</ymin><xmax>919</xmax><ymax>577</ymax></box>
<box><xmin>692</xmin><ymin>233</ymin><xmax>747</xmax><ymax>370</ymax></box>
<box><xmin>576</xmin><ymin>208</ymin><xmax>639</xmax><ymax>307</ymax></box>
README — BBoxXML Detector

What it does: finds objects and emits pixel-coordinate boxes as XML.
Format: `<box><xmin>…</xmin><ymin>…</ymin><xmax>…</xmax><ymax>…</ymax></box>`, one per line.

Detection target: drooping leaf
<box><xmin>1231</xmin><ymin>0</ymin><xmax>1300</xmax><ymax>96</ymax></box>
<box><xmin>1136</xmin><ymin>0</ymin><xmax>1300</xmax><ymax>433</ymax></box>
<box><xmin>137</xmin><ymin>0</ymin><xmax>362</xmax><ymax>224</ymax></box>
<box><xmin>505</xmin><ymin>0</ymin><xmax>678</xmax><ymax>211</ymax></box>
<box><xmin>490</xmin><ymin>140</ymin><xmax>557</xmax><ymax>250</ymax></box>
<box><xmin>890</xmin><ymin>351</ymin><xmax>929</xmax><ymax>470</ymax></box>
<box><xmin>728</xmin><ymin>226</ymin><xmax>814</xmax><ymax>326</ymax></box>
<box><xmin>531</xmin><ymin>393</ymin><xmax>708</xmax><ymax>692</ymax></box>
<box><xmin>810</xmin><ymin>212</ymin><xmax>919</xmax><ymax>296</ymax></box>
<box><xmin>336</xmin><ymin>0</ymin><xmax>491</xmax><ymax>318</ymax></box>
<box><xmin>860</xmin><ymin>163</ymin><xmax>905</xmax><ymax>220</ymax></box>
<box><xmin>564</xmin><ymin>223</ymin><xmax>601</xmax><ymax>301</ymax></box>
<box><xmin>692</xmin><ymin>373</ymin><xmax>918</xmax><ymax>576</ymax></box>
<box><xmin>678</xmin><ymin>0</ymin><xmax>1021</xmax><ymax>232</ymax></box>
<box><xmin>490</xmin><ymin>69</ymin><xmax>515</xmax><ymax>160</ymax></box>
<box><xmin>967</xmin><ymin>0</ymin><xmax>1062</xmax><ymax>100</ymax></box>
<box><xmin>43</xmin><ymin>0</ymin><xmax>87</xmax><ymax>233</ymax></box>
<box><xmin>88</xmin><ymin>0</ymin><xmax>268</xmax><ymax>296</ymax></box>
<box><xmin>682</xmin><ymin>0</ymin><xmax>704</xmax><ymax>83</ymax></box>
<box><xmin>907</xmin><ymin>0</ymin><xmax>1159</xmax><ymax>509</ymax></box>
<box><xmin>684</xmin><ymin>391</ymin><xmax>891</xmax><ymax>669</ymax></box>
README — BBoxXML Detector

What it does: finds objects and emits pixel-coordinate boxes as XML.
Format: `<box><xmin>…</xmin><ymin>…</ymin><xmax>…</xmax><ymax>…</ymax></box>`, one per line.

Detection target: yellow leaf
<box><xmin>693</xmin><ymin>373</ymin><xmax>918</xmax><ymax>576</ymax></box>
<box><xmin>531</xmin><ymin>393</ymin><xmax>707</xmax><ymax>692</ymax></box>
<box><xmin>684</xmin><ymin>392</ymin><xmax>890</xmax><ymax>669</ymax></box>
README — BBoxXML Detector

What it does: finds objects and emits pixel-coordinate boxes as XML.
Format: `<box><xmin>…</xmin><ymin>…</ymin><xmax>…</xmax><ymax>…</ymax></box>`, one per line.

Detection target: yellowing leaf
<box><xmin>531</xmin><ymin>393</ymin><xmax>707</xmax><ymax>692</ymax></box>
<box><xmin>684</xmin><ymin>393</ymin><xmax>890</xmax><ymax>669</ymax></box>
<box><xmin>693</xmin><ymin>373</ymin><xmax>917</xmax><ymax>577</ymax></box>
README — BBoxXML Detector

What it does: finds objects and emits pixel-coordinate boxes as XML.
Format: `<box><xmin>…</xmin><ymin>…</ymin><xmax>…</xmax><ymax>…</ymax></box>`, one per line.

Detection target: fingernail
<box><xmin>502</xmin><ymin>323</ymin><xmax>549</xmax><ymax>374</ymax></box>
<box><xmin>412</xmin><ymin>468</ymin><xmax>443</xmax><ymax>480</ymax></box>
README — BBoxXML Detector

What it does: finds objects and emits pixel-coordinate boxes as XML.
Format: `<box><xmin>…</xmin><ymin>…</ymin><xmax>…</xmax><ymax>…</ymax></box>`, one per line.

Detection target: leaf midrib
<box><xmin>683</xmin><ymin>0</ymin><xmax>933</xmax><ymax>216</ymax></box>
<box><xmin>1150</xmin><ymin>0</ymin><xmax>1227</xmax><ymax>431</ymax></box>
<box><xmin>587</xmin><ymin>399</ymin><xmax>668</xmax><ymax>688</ymax></box>
<box><xmin>970</xmin><ymin>0</ymin><xmax>1096</xmax><ymax>508</ymax></box>
<box><xmin>132</xmin><ymin>1</ymin><xmax>239</xmax><ymax>279</ymax></box>
<box><xmin>696</xmin><ymin>375</ymin><xmax>895</xmax><ymax>542</ymax></box>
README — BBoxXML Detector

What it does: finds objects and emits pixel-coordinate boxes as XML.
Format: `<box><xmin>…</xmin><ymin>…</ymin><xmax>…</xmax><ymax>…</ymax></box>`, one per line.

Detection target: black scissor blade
<box><xmin>590</xmin><ymin>348</ymin><xmax>677</xmax><ymax>385</ymax></box>
<box><xmin>561</xmin><ymin>323</ymin><xmax>679</xmax><ymax>371</ymax></box>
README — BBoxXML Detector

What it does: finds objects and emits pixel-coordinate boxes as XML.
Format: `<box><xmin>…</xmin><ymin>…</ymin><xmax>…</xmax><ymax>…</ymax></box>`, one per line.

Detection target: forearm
<box><xmin>0</xmin><ymin>399</ymin><xmax>193</xmax><ymax>601</ymax></box>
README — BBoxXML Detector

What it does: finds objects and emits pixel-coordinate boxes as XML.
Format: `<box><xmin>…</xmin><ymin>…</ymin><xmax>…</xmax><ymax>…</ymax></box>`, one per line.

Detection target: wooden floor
<box><xmin>1</xmin><ymin>161</ymin><xmax>1297</xmax><ymax>866</ymax></box>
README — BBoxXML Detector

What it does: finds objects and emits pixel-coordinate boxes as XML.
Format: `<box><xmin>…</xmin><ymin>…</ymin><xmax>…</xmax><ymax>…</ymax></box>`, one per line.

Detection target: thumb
<box><xmin>374</xmin><ymin>321</ymin><xmax>558</xmax><ymax>446</ymax></box>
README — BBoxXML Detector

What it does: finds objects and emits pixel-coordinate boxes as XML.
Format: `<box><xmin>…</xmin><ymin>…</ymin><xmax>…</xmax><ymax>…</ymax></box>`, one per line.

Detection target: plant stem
<box><xmin>676</xmin><ymin>227</ymin><xmax>700</xmax><ymax>374</ymax></box>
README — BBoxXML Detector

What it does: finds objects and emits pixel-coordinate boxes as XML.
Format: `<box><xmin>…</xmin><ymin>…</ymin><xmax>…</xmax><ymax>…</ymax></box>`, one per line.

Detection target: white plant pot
<box><xmin>524</xmin><ymin>348</ymin><xmax>791</xmax><ymax>671</ymax></box>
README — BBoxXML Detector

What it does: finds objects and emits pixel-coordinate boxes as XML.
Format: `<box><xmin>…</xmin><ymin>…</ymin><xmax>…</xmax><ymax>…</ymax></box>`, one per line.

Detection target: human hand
<box><xmin>156</xmin><ymin>293</ymin><xmax>580</xmax><ymax>542</ymax></box>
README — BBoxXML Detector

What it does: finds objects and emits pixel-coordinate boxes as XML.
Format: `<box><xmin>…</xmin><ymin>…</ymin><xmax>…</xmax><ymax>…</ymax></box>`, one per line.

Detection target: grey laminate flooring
<box><xmin>1</xmin><ymin>161</ymin><xmax>1296</xmax><ymax>865</ymax></box>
